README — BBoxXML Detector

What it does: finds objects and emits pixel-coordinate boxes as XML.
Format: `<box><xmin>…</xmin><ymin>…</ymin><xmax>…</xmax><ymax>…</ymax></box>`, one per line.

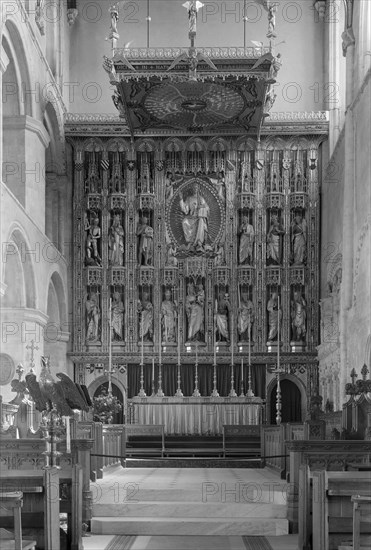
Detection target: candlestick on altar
<box><xmin>151</xmin><ymin>357</ymin><xmax>155</xmax><ymax>396</ymax></box>
<box><xmin>192</xmin><ymin>343</ymin><xmax>201</xmax><ymax>397</ymax></box>
<box><xmin>239</xmin><ymin>358</ymin><xmax>245</xmax><ymax>397</ymax></box>
<box><xmin>159</xmin><ymin>310</ymin><xmax>162</xmax><ymax>365</ymax></box>
<box><xmin>231</xmin><ymin>313</ymin><xmax>234</xmax><ymax>365</ymax></box>
<box><xmin>108</xmin><ymin>298</ymin><xmax>113</xmax><ymax>396</ymax></box>
<box><xmin>246</xmin><ymin>323</ymin><xmax>255</xmax><ymax>397</ymax></box>
<box><xmin>177</xmin><ymin>317</ymin><xmax>181</xmax><ymax>366</ymax></box>
<box><xmin>211</xmin><ymin>344</ymin><xmax>219</xmax><ymax>397</ymax></box>
<box><xmin>156</xmin><ymin>360</ymin><xmax>164</xmax><ymax>397</ymax></box>
<box><xmin>175</xmin><ymin>315</ymin><xmax>183</xmax><ymax>396</ymax></box>
<box><xmin>247</xmin><ymin>363</ymin><xmax>255</xmax><ymax>398</ymax></box>
<box><xmin>229</xmin><ymin>363</ymin><xmax>237</xmax><ymax>397</ymax></box>
<box><xmin>275</xmin><ymin>293</ymin><xmax>282</xmax><ymax>424</ymax></box>
<box><xmin>138</xmin><ymin>310</ymin><xmax>146</xmax><ymax>397</ymax></box>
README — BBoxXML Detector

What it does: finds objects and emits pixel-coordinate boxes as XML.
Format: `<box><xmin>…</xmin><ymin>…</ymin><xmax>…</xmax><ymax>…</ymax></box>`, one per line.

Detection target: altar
<box><xmin>128</xmin><ymin>396</ymin><xmax>264</xmax><ymax>435</ymax></box>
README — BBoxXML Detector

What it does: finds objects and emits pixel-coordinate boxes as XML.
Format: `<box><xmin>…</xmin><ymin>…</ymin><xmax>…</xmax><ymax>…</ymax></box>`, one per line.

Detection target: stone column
<box><xmin>0</xmin><ymin>44</ymin><xmax>10</xmax><ymax>298</ymax></box>
<box><xmin>340</xmin><ymin>26</ymin><xmax>356</xmax><ymax>401</ymax></box>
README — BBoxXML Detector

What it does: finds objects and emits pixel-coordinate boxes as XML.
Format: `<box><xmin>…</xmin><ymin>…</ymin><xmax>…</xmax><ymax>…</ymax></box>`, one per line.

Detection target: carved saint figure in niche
<box><xmin>137</xmin><ymin>216</ymin><xmax>153</xmax><ymax>266</ymax></box>
<box><xmin>267</xmin><ymin>291</ymin><xmax>282</xmax><ymax>342</ymax></box>
<box><xmin>239</xmin><ymin>215</ymin><xmax>255</xmax><ymax>265</ymax></box>
<box><xmin>290</xmin><ymin>212</ymin><xmax>307</xmax><ymax>265</ymax></box>
<box><xmin>267</xmin><ymin>214</ymin><xmax>285</xmax><ymax>265</ymax></box>
<box><xmin>166</xmin><ymin>242</ymin><xmax>178</xmax><ymax>266</ymax></box>
<box><xmin>109</xmin><ymin>214</ymin><xmax>125</xmax><ymax>266</ymax></box>
<box><xmin>86</xmin><ymin>292</ymin><xmax>100</xmax><ymax>342</ymax></box>
<box><xmin>213</xmin><ymin>242</ymin><xmax>225</xmax><ymax>266</ymax></box>
<box><xmin>215</xmin><ymin>290</ymin><xmax>230</xmax><ymax>343</ymax></box>
<box><xmin>210</xmin><ymin>171</ymin><xmax>226</xmax><ymax>202</ymax></box>
<box><xmin>165</xmin><ymin>172</ymin><xmax>183</xmax><ymax>203</ymax></box>
<box><xmin>291</xmin><ymin>290</ymin><xmax>306</xmax><ymax>342</ymax></box>
<box><xmin>186</xmin><ymin>282</ymin><xmax>204</xmax><ymax>342</ymax></box>
<box><xmin>111</xmin><ymin>291</ymin><xmax>124</xmax><ymax>341</ymax></box>
<box><xmin>238</xmin><ymin>290</ymin><xmax>254</xmax><ymax>342</ymax></box>
<box><xmin>85</xmin><ymin>215</ymin><xmax>102</xmax><ymax>266</ymax></box>
<box><xmin>138</xmin><ymin>292</ymin><xmax>153</xmax><ymax>342</ymax></box>
<box><xmin>161</xmin><ymin>289</ymin><xmax>177</xmax><ymax>343</ymax></box>
<box><xmin>180</xmin><ymin>185</ymin><xmax>210</xmax><ymax>252</ymax></box>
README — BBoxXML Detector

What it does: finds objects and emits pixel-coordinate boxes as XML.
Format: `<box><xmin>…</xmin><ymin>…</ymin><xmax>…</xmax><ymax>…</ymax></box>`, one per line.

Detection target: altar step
<box><xmin>125</xmin><ymin>457</ymin><xmax>262</xmax><ymax>468</ymax></box>
<box><xmin>91</xmin><ymin>467</ymin><xmax>289</xmax><ymax>537</ymax></box>
<box><xmin>91</xmin><ymin>516</ymin><xmax>289</xmax><ymax>536</ymax></box>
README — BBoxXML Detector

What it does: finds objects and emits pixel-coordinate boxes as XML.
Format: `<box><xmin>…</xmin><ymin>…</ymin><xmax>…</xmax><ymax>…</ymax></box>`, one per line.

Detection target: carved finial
<box><xmin>361</xmin><ymin>364</ymin><xmax>369</xmax><ymax>381</ymax></box>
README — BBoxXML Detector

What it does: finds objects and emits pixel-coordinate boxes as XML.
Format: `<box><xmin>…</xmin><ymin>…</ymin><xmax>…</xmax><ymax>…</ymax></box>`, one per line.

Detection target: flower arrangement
<box><xmin>92</xmin><ymin>387</ymin><xmax>122</xmax><ymax>424</ymax></box>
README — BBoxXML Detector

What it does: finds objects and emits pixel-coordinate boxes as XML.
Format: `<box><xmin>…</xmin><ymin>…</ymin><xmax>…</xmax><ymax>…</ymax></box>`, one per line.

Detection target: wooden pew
<box><xmin>222</xmin><ymin>425</ymin><xmax>261</xmax><ymax>458</ymax></box>
<box><xmin>286</xmin><ymin>439</ymin><xmax>371</xmax><ymax>532</ymax></box>
<box><xmin>0</xmin><ymin>492</ymin><xmax>36</xmax><ymax>550</ymax></box>
<box><xmin>0</xmin><ymin>465</ymin><xmax>83</xmax><ymax>550</ymax></box>
<box><xmin>0</xmin><ymin>437</ymin><xmax>93</xmax><ymax>529</ymax></box>
<box><xmin>312</xmin><ymin>471</ymin><xmax>371</xmax><ymax>550</ymax></box>
<box><xmin>123</xmin><ymin>424</ymin><xmax>165</xmax><ymax>460</ymax></box>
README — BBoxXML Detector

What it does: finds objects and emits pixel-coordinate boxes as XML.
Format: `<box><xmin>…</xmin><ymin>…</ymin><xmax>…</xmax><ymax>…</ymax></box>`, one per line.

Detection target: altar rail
<box><xmin>102</xmin><ymin>424</ymin><xmax>125</xmax><ymax>468</ymax></box>
<box><xmin>286</xmin><ymin>440</ymin><xmax>371</xmax><ymax>533</ymax></box>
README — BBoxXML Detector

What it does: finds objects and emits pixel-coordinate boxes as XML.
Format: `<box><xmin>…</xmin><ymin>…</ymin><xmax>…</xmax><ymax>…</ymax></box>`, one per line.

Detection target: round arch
<box><xmin>3</xmin><ymin>225</ymin><xmax>37</xmax><ymax>309</ymax></box>
<box><xmin>3</xmin><ymin>19</ymin><xmax>32</xmax><ymax>116</ymax></box>
<box><xmin>44</xmin><ymin>270</ymin><xmax>68</xmax><ymax>328</ymax></box>
<box><xmin>88</xmin><ymin>374</ymin><xmax>127</xmax><ymax>410</ymax></box>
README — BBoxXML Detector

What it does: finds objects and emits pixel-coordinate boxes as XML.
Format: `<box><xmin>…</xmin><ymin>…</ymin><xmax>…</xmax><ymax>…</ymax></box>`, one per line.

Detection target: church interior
<box><xmin>0</xmin><ymin>1</ymin><xmax>370</xmax><ymax>549</ymax></box>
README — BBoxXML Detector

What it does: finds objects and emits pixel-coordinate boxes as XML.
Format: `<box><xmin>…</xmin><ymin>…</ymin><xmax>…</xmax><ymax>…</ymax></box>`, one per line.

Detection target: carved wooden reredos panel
<box><xmin>68</xmin><ymin>131</ymin><xmax>323</xmax><ymax>374</ymax></box>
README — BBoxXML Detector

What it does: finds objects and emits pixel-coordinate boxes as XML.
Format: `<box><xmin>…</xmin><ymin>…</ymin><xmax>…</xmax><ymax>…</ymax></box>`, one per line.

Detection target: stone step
<box><xmin>93</xmin><ymin>485</ymin><xmax>287</xmax><ymax>505</ymax></box>
<box><xmin>91</xmin><ymin>516</ymin><xmax>289</xmax><ymax>536</ymax></box>
<box><xmin>93</xmin><ymin>501</ymin><xmax>287</xmax><ymax>518</ymax></box>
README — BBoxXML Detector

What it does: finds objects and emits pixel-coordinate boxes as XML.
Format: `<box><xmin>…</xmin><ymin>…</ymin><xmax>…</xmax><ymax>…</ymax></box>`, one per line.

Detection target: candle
<box><xmin>159</xmin><ymin>311</ymin><xmax>162</xmax><ymax>365</ymax></box>
<box><xmin>141</xmin><ymin>311</ymin><xmax>144</xmax><ymax>366</ymax></box>
<box><xmin>152</xmin><ymin>357</ymin><xmax>155</xmax><ymax>380</ymax></box>
<box><xmin>65</xmin><ymin>416</ymin><xmax>71</xmax><ymax>454</ymax></box>
<box><xmin>277</xmin><ymin>294</ymin><xmax>281</xmax><ymax>369</ymax></box>
<box><xmin>177</xmin><ymin>319</ymin><xmax>181</xmax><ymax>365</ymax></box>
<box><xmin>241</xmin><ymin>358</ymin><xmax>244</xmax><ymax>382</ymax></box>
<box><xmin>231</xmin><ymin>314</ymin><xmax>234</xmax><ymax>365</ymax></box>
<box><xmin>196</xmin><ymin>342</ymin><xmax>198</xmax><ymax>364</ymax></box>
<box><xmin>214</xmin><ymin>342</ymin><xmax>216</xmax><ymax>366</ymax></box>
<box><xmin>248</xmin><ymin>325</ymin><xmax>251</xmax><ymax>366</ymax></box>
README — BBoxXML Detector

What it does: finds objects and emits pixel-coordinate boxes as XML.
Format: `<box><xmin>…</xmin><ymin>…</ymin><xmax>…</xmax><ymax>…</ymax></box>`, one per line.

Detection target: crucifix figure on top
<box><xmin>183</xmin><ymin>1</ymin><xmax>204</xmax><ymax>42</ymax></box>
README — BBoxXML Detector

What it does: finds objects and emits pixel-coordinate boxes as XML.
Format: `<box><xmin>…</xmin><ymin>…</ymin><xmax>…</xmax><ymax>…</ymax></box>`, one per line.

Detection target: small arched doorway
<box><xmin>270</xmin><ymin>379</ymin><xmax>302</xmax><ymax>424</ymax></box>
<box><xmin>93</xmin><ymin>383</ymin><xmax>124</xmax><ymax>424</ymax></box>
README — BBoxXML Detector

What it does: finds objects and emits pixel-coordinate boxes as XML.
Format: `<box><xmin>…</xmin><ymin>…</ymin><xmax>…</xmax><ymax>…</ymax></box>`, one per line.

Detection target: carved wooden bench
<box><xmin>0</xmin><ymin>466</ymin><xmax>83</xmax><ymax>550</ymax></box>
<box><xmin>0</xmin><ymin>492</ymin><xmax>36</xmax><ymax>550</ymax></box>
<box><xmin>312</xmin><ymin>471</ymin><xmax>371</xmax><ymax>550</ymax></box>
<box><xmin>222</xmin><ymin>425</ymin><xmax>261</xmax><ymax>458</ymax></box>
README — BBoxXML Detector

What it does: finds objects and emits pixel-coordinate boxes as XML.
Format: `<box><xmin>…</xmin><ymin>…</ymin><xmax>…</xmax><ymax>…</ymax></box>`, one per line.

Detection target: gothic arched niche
<box><xmin>269</xmin><ymin>378</ymin><xmax>302</xmax><ymax>424</ymax></box>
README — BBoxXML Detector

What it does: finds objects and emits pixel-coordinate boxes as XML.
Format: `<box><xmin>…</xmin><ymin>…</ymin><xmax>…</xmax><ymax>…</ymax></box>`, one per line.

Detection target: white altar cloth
<box><xmin>128</xmin><ymin>397</ymin><xmax>264</xmax><ymax>435</ymax></box>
